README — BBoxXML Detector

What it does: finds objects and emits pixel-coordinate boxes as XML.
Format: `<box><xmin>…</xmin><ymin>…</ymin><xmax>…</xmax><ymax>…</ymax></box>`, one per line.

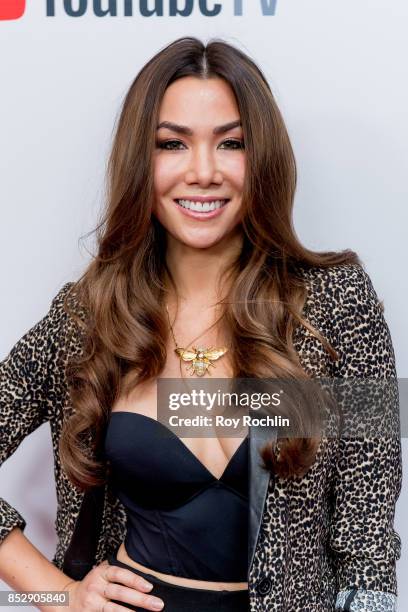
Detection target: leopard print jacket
<box><xmin>0</xmin><ymin>263</ymin><xmax>402</xmax><ymax>611</ymax></box>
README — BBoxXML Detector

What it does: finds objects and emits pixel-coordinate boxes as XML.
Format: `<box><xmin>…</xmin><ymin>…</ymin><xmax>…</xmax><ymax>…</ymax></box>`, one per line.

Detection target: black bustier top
<box><xmin>104</xmin><ymin>412</ymin><xmax>248</xmax><ymax>581</ymax></box>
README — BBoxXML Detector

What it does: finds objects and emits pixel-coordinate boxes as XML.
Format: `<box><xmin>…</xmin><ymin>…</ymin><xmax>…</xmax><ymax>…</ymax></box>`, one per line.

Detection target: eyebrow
<box><xmin>156</xmin><ymin>119</ymin><xmax>242</xmax><ymax>135</ymax></box>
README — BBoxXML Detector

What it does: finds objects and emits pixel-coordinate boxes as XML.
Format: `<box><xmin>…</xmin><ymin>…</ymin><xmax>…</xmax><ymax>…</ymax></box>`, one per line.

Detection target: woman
<box><xmin>0</xmin><ymin>37</ymin><xmax>401</xmax><ymax>612</ymax></box>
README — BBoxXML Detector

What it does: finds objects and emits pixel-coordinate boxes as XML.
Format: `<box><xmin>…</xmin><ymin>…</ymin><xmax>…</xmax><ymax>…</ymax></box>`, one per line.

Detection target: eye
<box><xmin>156</xmin><ymin>139</ymin><xmax>245</xmax><ymax>151</ymax></box>
<box><xmin>219</xmin><ymin>139</ymin><xmax>245</xmax><ymax>150</ymax></box>
<box><xmin>156</xmin><ymin>140</ymin><xmax>185</xmax><ymax>150</ymax></box>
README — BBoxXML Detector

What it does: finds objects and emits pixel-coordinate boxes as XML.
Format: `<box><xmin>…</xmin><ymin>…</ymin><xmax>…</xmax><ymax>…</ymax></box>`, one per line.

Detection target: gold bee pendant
<box><xmin>175</xmin><ymin>346</ymin><xmax>229</xmax><ymax>377</ymax></box>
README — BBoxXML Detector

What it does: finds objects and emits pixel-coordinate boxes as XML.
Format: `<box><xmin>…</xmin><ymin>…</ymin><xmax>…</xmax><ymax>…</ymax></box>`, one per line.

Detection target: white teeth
<box><xmin>176</xmin><ymin>199</ymin><xmax>228</xmax><ymax>212</ymax></box>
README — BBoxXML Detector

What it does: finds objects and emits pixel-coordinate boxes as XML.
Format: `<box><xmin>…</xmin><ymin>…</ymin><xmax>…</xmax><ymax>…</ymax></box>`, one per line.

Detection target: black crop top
<box><xmin>104</xmin><ymin>412</ymin><xmax>248</xmax><ymax>581</ymax></box>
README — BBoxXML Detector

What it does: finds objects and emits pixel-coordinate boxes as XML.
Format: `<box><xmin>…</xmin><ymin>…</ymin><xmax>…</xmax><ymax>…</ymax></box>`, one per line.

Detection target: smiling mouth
<box><xmin>174</xmin><ymin>199</ymin><xmax>230</xmax><ymax>213</ymax></box>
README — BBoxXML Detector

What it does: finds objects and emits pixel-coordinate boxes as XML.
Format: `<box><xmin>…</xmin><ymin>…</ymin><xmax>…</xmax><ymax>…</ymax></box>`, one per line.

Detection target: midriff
<box><xmin>116</xmin><ymin>542</ymin><xmax>248</xmax><ymax>591</ymax></box>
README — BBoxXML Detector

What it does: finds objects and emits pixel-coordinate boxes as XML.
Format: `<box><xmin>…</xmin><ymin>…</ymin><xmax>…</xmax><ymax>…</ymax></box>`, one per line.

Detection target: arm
<box><xmin>0</xmin><ymin>527</ymin><xmax>165</xmax><ymax>612</ymax></box>
<box><xmin>0</xmin><ymin>284</ymin><xmax>75</xmax><ymax>608</ymax></box>
<box><xmin>0</xmin><ymin>527</ymin><xmax>76</xmax><ymax>609</ymax></box>
<box><xmin>329</xmin><ymin>265</ymin><xmax>402</xmax><ymax>611</ymax></box>
<box><xmin>0</xmin><ymin>283</ymin><xmax>73</xmax><ymax>543</ymax></box>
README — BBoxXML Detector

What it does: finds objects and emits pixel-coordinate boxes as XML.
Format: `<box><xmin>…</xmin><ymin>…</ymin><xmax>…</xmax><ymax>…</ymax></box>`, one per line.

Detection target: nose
<box><xmin>185</xmin><ymin>144</ymin><xmax>223</xmax><ymax>186</ymax></box>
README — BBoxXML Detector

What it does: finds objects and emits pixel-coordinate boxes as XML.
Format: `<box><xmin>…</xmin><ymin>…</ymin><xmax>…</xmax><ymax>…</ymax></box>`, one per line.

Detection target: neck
<box><xmin>165</xmin><ymin>231</ymin><xmax>243</xmax><ymax>308</ymax></box>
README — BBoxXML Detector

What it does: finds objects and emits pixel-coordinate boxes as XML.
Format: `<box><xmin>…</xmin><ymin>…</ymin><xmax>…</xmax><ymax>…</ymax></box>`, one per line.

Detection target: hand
<box><xmin>62</xmin><ymin>559</ymin><xmax>165</xmax><ymax>611</ymax></box>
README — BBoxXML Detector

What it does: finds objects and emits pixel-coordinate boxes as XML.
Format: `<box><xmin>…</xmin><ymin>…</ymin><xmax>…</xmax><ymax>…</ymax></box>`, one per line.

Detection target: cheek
<box><xmin>154</xmin><ymin>157</ymin><xmax>182</xmax><ymax>196</ymax></box>
<box><xmin>225</xmin><ymin>156</ymin><xmax>246</xmax><ymax>190</ymax></box>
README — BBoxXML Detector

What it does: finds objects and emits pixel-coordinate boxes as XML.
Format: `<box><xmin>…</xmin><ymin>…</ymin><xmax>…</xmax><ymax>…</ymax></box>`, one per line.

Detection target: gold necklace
<box><xmin>165</xmin><ymin>304</ymin><xmax>229</xmax><ymax>377</ymax></box>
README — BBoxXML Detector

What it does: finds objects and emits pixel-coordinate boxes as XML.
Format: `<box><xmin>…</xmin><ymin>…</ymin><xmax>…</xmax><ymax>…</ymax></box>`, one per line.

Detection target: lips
<box><xmin>175</xmin><ymin>196</ymin><xmax>230</xmax><ymax>203</ymax></box>
<box><xmin>173</xmin><ymin>198</ymin><xmax>230</xmax><ymax>220</ymax></box>
<box><xmin>175</xmin><ymin>198</ymin><xmax>229</xmax><ymax>209</ymax></box>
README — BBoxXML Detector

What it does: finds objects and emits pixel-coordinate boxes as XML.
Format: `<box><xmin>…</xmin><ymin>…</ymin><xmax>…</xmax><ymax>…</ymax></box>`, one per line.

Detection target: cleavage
<box><xmin>112</xmin><ymin>376</ymin><xmax>247</xmax><ymax>480</ymax></box>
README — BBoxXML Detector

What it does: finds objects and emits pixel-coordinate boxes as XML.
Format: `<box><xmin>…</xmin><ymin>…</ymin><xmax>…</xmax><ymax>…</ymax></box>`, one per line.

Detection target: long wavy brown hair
<box><xmin>59</xmin><ymin>36</ymin><xmax>359</xmax><ymax>491</ymax></box>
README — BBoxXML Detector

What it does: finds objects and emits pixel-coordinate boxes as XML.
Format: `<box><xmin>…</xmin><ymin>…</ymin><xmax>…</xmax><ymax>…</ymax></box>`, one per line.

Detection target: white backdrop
<box><xmin>1</xmin><ymin>0</ymin><xmax>407</xmax><ymax>609</ymax></box>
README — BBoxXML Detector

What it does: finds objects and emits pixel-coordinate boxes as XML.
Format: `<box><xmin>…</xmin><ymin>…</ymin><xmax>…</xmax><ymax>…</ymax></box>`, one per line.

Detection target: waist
<box><xmin>116</xmin><ymin>542</ymin><xmax>248</xmax><ymax>591</ymax></box>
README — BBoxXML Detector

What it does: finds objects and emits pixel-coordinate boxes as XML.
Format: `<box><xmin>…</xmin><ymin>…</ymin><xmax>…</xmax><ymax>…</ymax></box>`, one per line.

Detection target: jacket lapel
<box><xmin>248</xmin><ymin>419</ymin><xmax>277</xmax><ymax>573</ymax></box>
<box><xmin>62</xmin><ymin>485</ymin><xmax>105</xmax><ymax>580</ymax></box>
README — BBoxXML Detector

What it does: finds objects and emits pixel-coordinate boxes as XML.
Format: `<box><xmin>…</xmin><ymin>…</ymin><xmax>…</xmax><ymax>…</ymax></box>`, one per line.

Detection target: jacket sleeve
<box><xmin>329</xmin><ymin>266</ymin><xmax>402</xmax><ymax>612</ymax></box>
<box><xmin>0</xmin><ymin>283</ymin><xmax>73</xmax><ymax>545</ymax></box>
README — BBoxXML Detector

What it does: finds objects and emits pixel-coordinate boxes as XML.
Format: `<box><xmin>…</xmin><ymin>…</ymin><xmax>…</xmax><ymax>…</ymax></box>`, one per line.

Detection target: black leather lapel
<box><xmin>62</xmin><ymin>485</ymin><xmax>105</xmax><ymax>580</ymax></box>
<box><xmin>248</xmin><ymin>421</ymin><xmax>276</xmax><ymax>574</ymax></box>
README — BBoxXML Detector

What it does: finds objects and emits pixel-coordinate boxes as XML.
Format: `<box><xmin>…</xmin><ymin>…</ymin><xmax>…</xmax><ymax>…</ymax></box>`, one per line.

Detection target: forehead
<box><xmin>158</xmin><ymin>76</ymin><xmax>240</xmax><ymax>122</ymax></box>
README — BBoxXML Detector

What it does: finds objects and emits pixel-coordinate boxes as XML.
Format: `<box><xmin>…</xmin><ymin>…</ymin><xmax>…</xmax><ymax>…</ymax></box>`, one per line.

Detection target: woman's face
<box><xmin>152</xmin><ymin>76</ymin><xmax>245</xmax><ymax>250</ymax></box>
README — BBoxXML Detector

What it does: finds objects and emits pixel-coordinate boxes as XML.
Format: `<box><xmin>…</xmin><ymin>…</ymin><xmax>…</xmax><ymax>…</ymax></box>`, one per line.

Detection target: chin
<box><xmin>180</xmin><ymin>238</ymin><xmax>222</xmax><ymax>250</ymax></box>
<box><xmin>172</xmin><ymin>229</ymin><xmax>227</xmax><ymax>247</ymax></box>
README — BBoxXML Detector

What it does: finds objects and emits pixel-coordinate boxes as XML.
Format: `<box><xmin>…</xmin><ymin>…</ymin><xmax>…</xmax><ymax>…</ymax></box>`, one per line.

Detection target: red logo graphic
<box><xmin>0</xmin><ymin>0</ymin><xmax>26</xmax><ymax>20</ymax></box>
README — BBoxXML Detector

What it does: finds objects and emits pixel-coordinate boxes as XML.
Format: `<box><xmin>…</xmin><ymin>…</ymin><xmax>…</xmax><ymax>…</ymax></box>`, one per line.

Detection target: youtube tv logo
<box><xmin>0</xmin><ymin>1</ymin><xmax>278</xmax><ymax>20</ymax></box>
<box><xmin>0</xmin><ymin>0</ymin><xmax>26</xmax><ymax>20</ymax></box>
